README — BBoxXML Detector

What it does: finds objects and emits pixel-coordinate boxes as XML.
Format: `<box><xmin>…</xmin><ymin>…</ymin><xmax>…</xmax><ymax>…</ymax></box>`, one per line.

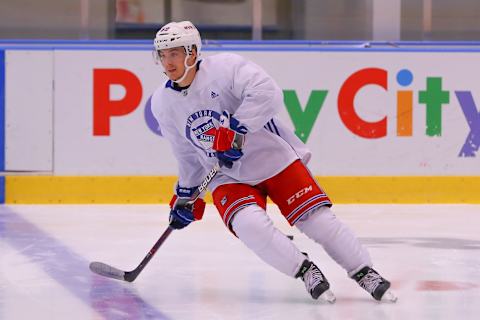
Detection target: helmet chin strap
<box><xmin>173</xmin><ymin>54</ymin><xmax>197</xmax><ymax>85</ymax></box>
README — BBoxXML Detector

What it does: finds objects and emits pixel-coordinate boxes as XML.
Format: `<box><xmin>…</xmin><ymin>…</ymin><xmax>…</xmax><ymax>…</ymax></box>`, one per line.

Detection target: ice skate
<box><xmin>296</xmin><ymin>260</ymin><xmax>336</xmax><ymax>303</ymax></box>
<box><xmin>352</xmin><ymin>267</ymin><xmax>397</xmax><ymax>302</ymax></box>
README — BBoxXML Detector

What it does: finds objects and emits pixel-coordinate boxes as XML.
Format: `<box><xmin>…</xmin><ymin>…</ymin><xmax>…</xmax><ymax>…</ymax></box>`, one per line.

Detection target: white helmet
<box><xmin>153</xmin><ymin>21</ymin><xmax>201</xmax><ymax>84</ymax></box>
<box><xmin>154</xmin><ymin>20</ymin><xmax>202</xmax><ymax>56</ymax></box>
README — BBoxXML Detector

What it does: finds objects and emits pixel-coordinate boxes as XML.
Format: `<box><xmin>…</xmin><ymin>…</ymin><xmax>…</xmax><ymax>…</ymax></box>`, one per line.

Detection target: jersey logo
<box><xmin>185</xmin><ymin>109</ymin><xmax>222</xmax><ymax>157</ymax></box>
<box><xmin>221</xmin><ymin>196</ymin><xmax>228</xmax><ymax>206</ymax></box>
<box><xmin>192</xmin><ymin>119</ymin><xmax>216</xmax><ymax>150</ymax></box>
<box><xmin>211</xmin><ymin>91</ymin><xmax>219</xmax><ymax>99</ymax></box>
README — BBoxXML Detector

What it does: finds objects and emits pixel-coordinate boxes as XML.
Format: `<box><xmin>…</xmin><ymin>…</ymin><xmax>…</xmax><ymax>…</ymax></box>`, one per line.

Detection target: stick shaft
<box><xmin>125</xmin><ymin>162</ymin><xmax>220</xmax><ymax>280</ymax></box>
<box><xmin>124</xmin><ymin>226</ymin><xmax>173</xmax><ymax>282</ymax></box>
<box><xmin>90</xmin><ymin>163</ymin><xmax>221</xmax><ymax>282</ymax></box>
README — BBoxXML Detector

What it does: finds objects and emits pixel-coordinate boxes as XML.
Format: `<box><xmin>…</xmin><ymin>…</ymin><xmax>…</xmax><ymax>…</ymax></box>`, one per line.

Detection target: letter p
<box><xmin>93</xmin><ymin>69</ymin><xmax>143</xmax><ymax>136</ymax></box>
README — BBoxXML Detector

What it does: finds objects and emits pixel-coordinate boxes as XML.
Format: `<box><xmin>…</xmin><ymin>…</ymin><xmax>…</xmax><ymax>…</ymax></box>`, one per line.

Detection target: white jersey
<box><xmin>151</xmin><ymin>52</ymin><xmax>311</xmax><ymax>191</ymax></box>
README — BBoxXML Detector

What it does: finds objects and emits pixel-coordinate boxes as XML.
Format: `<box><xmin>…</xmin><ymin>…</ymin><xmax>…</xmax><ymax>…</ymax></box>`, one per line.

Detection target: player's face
<box><xmin>159</xmin><ymin>47</ymin><xmax>191</xmax><ymax>81</ymax></box>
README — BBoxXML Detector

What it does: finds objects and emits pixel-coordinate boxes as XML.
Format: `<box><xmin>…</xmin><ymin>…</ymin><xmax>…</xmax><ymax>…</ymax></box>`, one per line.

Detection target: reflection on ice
<box><xmin>0</xmin><ymin>207</ymin><xmax>169</xmax><ymax>320</ymax></box>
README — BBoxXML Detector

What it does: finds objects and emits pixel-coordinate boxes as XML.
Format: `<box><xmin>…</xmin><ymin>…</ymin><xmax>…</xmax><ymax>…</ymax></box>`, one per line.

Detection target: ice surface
<box><xmin>1</xmin><ymin>204</ymin><xmax>479</xmax><ymax>320</ymax></box>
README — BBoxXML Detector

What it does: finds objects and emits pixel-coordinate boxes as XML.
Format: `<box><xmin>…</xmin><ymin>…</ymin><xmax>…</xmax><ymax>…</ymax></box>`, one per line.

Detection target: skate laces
<box><xmin>358</xmin><ymin>270</ymin><xmax>383</xmax><ymax>294</ymax></box>
<box><xmin>303</xmin><ymin>264</ymin><xmax>325</xmax><ymax>291</ymax></box>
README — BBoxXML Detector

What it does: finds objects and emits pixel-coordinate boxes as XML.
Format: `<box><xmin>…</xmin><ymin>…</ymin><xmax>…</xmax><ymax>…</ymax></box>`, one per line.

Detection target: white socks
<box><xmin>230</xmin><ymin>205</ymin><xmax>372</xmax><ymax>278</ymax></box>
<box><xmin>295</xmin><ymin>206</ymin><xmax>372</xmax><ymax>276</ymax></box>
<box><xmin>231</xmin><ymin>205</ymin><xmax>305</xmax><ymax>277</ymax></box>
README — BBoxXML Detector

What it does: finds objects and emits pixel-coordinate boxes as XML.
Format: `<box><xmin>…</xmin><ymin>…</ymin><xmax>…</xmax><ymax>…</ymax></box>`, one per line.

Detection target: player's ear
<box><xmin>187</xmin><ymin>45</ymin><xmax>198</xmax><ymax>66</ymax></box>
<box><xmin>191</xmin><ymin>45</ymin><xmax>198</xmax><ymax>59</ymax></box>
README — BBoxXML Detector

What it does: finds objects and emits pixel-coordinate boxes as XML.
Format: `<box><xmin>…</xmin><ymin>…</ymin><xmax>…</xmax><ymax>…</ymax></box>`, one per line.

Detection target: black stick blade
<box><xmin>89</xmin><ymin>261</ymin><xmax>126</xmax><ymax>281</ymax></box>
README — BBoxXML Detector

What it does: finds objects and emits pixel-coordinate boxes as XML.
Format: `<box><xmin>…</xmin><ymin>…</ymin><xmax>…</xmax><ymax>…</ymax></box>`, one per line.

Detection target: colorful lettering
<box><xmin>455</xmin><ymin>91</ymin><xmax>480</xmax><ymax>157</ymax></box>
<box><xmin>93</xmin><ymin>69</ymin><xmax>142</xmax><ymax>136</ymax></box>
<box><xmin>338</xmin><ymin>68</ymin><xmax>387</xmax><ymax>138</ymax></box>
<box><xmin>396</xmin><ymin>69</ymin><xmax>414</xmax><ymax>136</ymax></box>
<box><xmin>418</xmin><ymin>77</ymin><xmax>450</xmax><ymax>136</ymax></box>
<box><xmin>283</xmin><ymin>90</ymin><xmax>328</xmax><ymax>143</ymax></box>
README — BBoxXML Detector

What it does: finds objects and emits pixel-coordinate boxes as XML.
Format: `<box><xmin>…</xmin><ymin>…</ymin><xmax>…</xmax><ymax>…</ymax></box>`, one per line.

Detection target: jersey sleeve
<box><xmin>228</xmin><ymin>54</ymin><xmax>284</xmax><ymax>133</ymax></box>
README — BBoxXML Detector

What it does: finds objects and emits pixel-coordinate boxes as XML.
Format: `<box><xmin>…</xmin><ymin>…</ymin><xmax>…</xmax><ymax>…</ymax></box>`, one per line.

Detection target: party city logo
<box><xmin>284</xmin><ymin>67</ymin><xmax>480</xmax><ymax>157</ymax></box>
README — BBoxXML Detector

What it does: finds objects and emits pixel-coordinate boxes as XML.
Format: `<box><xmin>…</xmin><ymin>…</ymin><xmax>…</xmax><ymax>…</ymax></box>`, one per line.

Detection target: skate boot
<box><xmin>296</xmin><ymin>260</ymin><xmax>336</xmax><ymax>303</ymax></box>
<box><xmin>352</xmin><ymin>266</ymin><xmax>397</xmax><ymax>302</ymax></box>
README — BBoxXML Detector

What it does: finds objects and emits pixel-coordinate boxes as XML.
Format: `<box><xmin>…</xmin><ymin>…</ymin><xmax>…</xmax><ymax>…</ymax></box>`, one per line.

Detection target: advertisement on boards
<box><xmin>6</xmin><ymin>49</ymin><xmax>480</xmax><ymax>176</ymax></box>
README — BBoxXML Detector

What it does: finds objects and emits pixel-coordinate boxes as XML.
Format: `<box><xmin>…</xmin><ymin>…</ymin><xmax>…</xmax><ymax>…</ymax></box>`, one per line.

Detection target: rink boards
<box><xmin>0</xmin><ymin>41</ymin><xmax>479</xmax><ymax>203</ymax></box>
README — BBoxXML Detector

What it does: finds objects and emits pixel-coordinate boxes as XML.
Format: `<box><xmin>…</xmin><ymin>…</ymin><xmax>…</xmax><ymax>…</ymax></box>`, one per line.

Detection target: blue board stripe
<box><xmin>0</xmin><ymin>50</ymin><xmax>5</xmax><ymax>203</ymax></box>
<box><xmin>0</xmin><ymin>177</ymin><xmax>4</xmax><ymax>204</ymax></box>
<box><xmin>3</xmin><ymin>40</ymin><xmax>480</xmax><ymax>52</ymax></box>
<box><xmin>2</xmin><ymin>39</ymin><xmax>480</xmax><ymax>46</ymax></box>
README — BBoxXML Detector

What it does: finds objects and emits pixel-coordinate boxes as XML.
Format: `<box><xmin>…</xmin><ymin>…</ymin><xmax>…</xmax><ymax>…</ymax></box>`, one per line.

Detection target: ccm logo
<box><xmin>287</xmin><ymin>185</ymin><xmax>313</xmax><ymax>205</ymax></box>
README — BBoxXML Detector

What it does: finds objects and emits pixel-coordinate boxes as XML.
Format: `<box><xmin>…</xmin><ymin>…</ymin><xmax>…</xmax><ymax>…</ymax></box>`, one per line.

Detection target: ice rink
<box><xmin>1</xmin><ymin>204</ymin><xmax>479</xmax><ymax>320</ymax></box>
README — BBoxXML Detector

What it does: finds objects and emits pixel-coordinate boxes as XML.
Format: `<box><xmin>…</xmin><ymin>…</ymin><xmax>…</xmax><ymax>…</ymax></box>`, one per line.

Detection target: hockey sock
<box><xmin>295</xmin><ymin>206</ymin><xmax>372</xmax><ymax>276</ymax></box>
<box><xmin>231</xmin><ymin>205</ymin><xmax>306</xmax><ymax>277</ymax></box>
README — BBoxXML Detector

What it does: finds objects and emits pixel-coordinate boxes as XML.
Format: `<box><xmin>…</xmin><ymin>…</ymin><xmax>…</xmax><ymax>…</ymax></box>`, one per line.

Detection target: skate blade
<box><xmin>320</xmin><ymin>289</ymin><xmax>336</xmax><ymax>304</ymax></box>
<box><xmin>381</xmin><ymin>290</ymin><xmax>398</xmax><ymax>303</ymax></box>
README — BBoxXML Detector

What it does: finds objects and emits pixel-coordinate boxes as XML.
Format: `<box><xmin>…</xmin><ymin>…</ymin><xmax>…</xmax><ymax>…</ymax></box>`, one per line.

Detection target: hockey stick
<box><xmin>89</xmin><ymin>162</ymin><xmax>221</xmax><ymax>282</ymax></box>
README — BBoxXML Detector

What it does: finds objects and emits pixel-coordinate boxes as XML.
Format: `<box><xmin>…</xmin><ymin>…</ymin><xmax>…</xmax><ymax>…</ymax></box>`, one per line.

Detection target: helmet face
<box><xmin>154</xmin><ymin>21</ymin><xmax>202</xmax><ymax>57</ymax></box>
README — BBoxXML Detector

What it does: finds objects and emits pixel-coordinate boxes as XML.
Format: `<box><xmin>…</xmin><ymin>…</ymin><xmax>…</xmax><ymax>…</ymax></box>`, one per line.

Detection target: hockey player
<box><xmin>150</xmin><ymin>20</ymin><xmax>396</xmax><ymax>303</ymax></box>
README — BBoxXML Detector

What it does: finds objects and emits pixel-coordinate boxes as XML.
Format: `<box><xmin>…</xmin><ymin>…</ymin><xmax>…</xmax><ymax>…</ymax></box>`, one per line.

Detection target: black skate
<box><xmin>296</xmin><ymin>260</ymin><xmax>336</xmax><ymax>303</ymax></box>
<box><xmin>352</xmin><ymin>266</ymin><xmax>397</xmax><ymax>302</ymax></box>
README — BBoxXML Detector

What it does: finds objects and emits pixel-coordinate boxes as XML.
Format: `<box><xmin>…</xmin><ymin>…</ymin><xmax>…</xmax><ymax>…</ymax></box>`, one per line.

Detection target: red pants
<box><xmin>212</xmin><ymin>160</ymin><xmax>332</xmax><ymax>232</ymax></box>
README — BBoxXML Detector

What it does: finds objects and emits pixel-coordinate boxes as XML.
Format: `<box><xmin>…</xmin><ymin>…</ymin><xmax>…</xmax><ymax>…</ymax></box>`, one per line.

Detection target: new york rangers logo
<box><xmin>192</xmin><ymin>119</ymin><xmax>216</xmax><ymax>149</ymax></box>
<box><xmin>185</xmin><ymin>109</ymin><xmax>222</xmax><ymax>157</ymax></box>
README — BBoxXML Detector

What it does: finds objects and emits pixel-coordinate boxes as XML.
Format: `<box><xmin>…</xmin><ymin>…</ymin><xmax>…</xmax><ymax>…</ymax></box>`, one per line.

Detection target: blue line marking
<box><xmin>0</xmin><ymin>206</ymin><xmax>171</xmax><ymax>320</ymax></box>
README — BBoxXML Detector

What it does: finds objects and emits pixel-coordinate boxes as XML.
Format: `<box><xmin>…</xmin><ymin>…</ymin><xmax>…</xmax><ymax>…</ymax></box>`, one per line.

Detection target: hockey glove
<box><xmin>169</xmin><ymin>185</ymin><xmax>206</xmax><ymax>230</ymax></box>
<box><xmin>213</xmin><ymin>111</ymin><xmax>247</xmax><ymax>169</ymax></box>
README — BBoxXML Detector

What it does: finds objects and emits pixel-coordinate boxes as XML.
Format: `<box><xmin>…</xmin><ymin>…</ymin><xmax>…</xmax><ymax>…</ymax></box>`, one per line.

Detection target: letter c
<box><xmin>338</xmin><ymin>68</ymin><xmax>387</xmax><ymax>138</ymax></box>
